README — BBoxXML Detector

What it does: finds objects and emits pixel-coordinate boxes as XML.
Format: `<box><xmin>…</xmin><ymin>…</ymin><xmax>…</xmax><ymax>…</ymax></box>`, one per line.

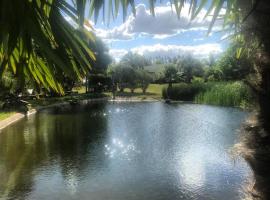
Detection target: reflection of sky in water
<box><xmin>90</xmin><ymin>107</ymin><xmax>127</xmax><ymax>117</ymax></box>
<box><xmin>179</xmin><ymin>149</ymin><xmax>206</xmax><ymax>188</ymax></box>
<box><xmin>65</xmin><ymin>170</ymin><xmax>79</xmax><ymax>195</ymax></box>
<box><xmin>104</xmin><ymin>137</ymin><xmax>139</xmax><ymax>160</ymax></box>
<box><xmin>0</xmin><ymin>102</ymin><xmax>252</xmax><ymax>200</ymax></box>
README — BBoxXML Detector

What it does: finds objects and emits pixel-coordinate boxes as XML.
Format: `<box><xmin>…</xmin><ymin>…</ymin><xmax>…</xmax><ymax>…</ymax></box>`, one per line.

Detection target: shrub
<box><xmin>191</xmin><ymin>76</ymin><xmax>204</xmax><ymax>83</ymax></box>
<box><xmin>162</xmin><ymin>82</ymin><xmax>207</xmax><ymax>101</ymax></box>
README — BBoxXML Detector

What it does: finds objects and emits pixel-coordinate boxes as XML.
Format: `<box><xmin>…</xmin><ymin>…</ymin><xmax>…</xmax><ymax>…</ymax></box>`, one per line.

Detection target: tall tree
<box><xmin>163</xmin><ymin>64</ymin><xmax>181</xmax><ymax>87</ymax></box>
<box><xmin>121</xmin><ymin>52</ymin><xmax>150</xmax><ymax>69</ymax></box>
<box><xmin>88</xmin><ymin>37</ymin><xmax>112</xmax><ymax>73</ymax></box>
<box><xmin>177</xmin><ymin>54</ymin><xmax>204</xmax><ymax>83</ymax></box>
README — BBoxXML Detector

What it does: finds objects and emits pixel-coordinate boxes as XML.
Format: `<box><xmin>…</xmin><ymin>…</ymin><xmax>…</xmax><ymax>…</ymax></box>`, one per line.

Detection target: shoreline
<box><xmin>0</xmin><ymin>96</ymin><xmax>249</xmax><ymax>131</ymax></box>
<box><xmin>0</xmin><ymin>113</ymin><xmax>25</xmax><ymax>131</ymax></box>
<box><xmin>0</xmin><ymin>96</ymin><xmax>161</xmax><ymax>131</ymax></box>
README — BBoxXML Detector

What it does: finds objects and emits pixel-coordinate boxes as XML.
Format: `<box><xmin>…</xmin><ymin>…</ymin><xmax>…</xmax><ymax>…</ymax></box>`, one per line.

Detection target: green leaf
<box><xmin>115</xmin><ymin>0</ymin><xmax>120</xmax><ymax>18</ymax></box>
<box><xmin>9</xmin><ymin>55</ymin><xmax>16</xmax><ymax>74</ymax></box>
<box><xmin>207</xmin><ymin>0</ymin><xmax>224</xmax><ymax>35</ymax></box>
<box><xmin>236</xmin><ymin>47</ymin><xmax>242</xmax><ymax>59</ymax></box>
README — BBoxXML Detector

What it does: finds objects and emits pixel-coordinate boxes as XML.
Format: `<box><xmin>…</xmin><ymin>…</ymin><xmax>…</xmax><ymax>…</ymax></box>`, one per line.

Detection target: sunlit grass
<box><xmin>147</xmin><ymin>84</ymin><xmax>168</xmax><ymax>96</ymax></box>
<box><xmin>0</xmin><ymin>112</ymin><xmax>16</xmax><ymax>121</ymax></box>
<box><xmin>115</xmin><ymin>84</ymin><xmax>167</xmax><ymax>99</ymax></box>
<box><xmin>72</xmin><ymin>86</ymin><xmax>86</xmax><ymax>94</ymax></box>
<box><xmin>125</xmin><ymin>84</ymin><xmax>167</xmax><ymax>95</ymax></box>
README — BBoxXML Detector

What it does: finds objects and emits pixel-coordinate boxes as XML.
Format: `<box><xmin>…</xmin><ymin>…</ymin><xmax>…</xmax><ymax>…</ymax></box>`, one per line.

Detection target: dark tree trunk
<box><xmin>168</xmin><ymin>81</ymin><xmax>172</xmax><ymax>88</ymax></box>
<box><xmin>236</xmin><ymin>1</ymin><xmax>270</xmax><ymax>198</ymax></box>
<box><xmin>142</xmin><ymin>88</ymin><xmax>146</xmax><ymax>94</ymax></box>
<box><xmin>258</xmin><ymin>63</ymin><xmax>270</xmax><ymax>133</ymax></box>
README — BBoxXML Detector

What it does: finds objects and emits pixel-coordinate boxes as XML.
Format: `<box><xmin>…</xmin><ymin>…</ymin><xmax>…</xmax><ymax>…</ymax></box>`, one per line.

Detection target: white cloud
<box><xmin>109</xmin><ymin>49</ymin><xmax>128</xmax><ymax>62</ymax></box>
<box><xmin>110</xmin><ymin>43</ymin><xmax>223</xmax><ymax>61</ymax></box>
<box><xmin>94</xmin><ymin>3</ymin><xmax>223</xmax><ymax>41</ymax></box>
<box><xmin>130</xmin><ymin>4</ymin><xmax>209</xmax><ymax>34</ymax></box>
<box><xmin>95</xmin><ymin>26</ymin><xmax>134</xmax><ymax>41</ymax></box>
<box><xmin>193</xmin><ymin>37</ymin><xmax>205</xmax><ymax>42</ymax></box>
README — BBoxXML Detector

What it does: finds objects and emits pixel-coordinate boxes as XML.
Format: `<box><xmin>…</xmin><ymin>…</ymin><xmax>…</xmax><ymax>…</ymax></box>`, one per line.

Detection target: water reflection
<box><xmin>180</xmin><ymin>149</ymin><xmax>206</xmax><ymax>188</ymax></box>
<box><xmin>0</xmin><ymin>102</ymin><xmax>251</xmax><ymax>200</ymax></box>
<box><xmin>104</xmin><ymin>137</ymin><xmax>138</xmax><ymax>159</ymax></box>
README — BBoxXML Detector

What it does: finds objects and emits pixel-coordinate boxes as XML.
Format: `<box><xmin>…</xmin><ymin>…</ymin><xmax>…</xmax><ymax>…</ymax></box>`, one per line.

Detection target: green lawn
<box><xmin>72</xmin><ymin>86</ymin><xmax>86</xmax><ymax>94</ymax></box>
<box><xmin>73</xmin><ymin>84</ymin><xmax>167</xmax><ymax>98</ymax></box>
<box><xmin>0</xmin><ymin>112</ymin><xmax>16</xmax><ymax>121</ymax></box>
<box><xmin>112</xmin><ymin>84</ymin><xmax>168</xmax><ymax>100</ymax></box>
<box><xmin>145</xmin><ymin>84</ymin><xmax>168</xmax><ymax>96</ymax></box>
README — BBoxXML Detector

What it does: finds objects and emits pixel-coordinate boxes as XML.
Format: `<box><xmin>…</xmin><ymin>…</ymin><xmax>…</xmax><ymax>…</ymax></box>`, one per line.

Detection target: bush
<box><xmin>191</xmin><ymin>76</ymin><xmax>204</xmax><ymax>83</ymax></box>
<box><xmin>162</xmin><ymin>82</ymin><xmax>206</xmax><ymax>101</ymax></box>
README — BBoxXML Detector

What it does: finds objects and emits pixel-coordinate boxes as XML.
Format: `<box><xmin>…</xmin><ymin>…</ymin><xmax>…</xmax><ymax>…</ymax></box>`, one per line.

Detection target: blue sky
<box><xmin>84</xmin><ymin>0</ymin><xmax>229</xmax><ymax>61</ymax></box>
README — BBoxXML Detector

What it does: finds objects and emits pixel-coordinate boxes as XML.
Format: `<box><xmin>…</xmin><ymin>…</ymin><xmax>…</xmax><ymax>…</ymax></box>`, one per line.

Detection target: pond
<box><xmin>0</xmin><ymin>102</ymin><xmax>252</xmax><ymax>200</ymax></box>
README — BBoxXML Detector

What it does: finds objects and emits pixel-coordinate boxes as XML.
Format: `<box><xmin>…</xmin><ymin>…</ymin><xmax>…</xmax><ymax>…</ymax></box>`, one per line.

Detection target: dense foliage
<box><xmin>206</xmin><ymin>43</ymin><xmax>253</xmax><ymax>81</ymax></box>
<box><xmin>162</xmin><ymin>82</ymin><xmax>206</xmax><ymax>101</ymax></box>
<box><xmin>195</xmin><ymin>82</ymin><xmax>253</xmax><ymax>108</ymax></box>
<box><xmin>162</xmin><ymin>81</ymin><xmax>253</xmax><ymax>108</ymax></box>
<box><xmin>108</xmin><ymin>54</ymin><xmax>153</xmax><ymax>94</ymax></box>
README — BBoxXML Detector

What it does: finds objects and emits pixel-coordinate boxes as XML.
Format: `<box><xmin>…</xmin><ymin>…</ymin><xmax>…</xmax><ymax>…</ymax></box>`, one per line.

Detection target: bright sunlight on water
<box><xmin>0</xmin><ymin>102</ymin><xmax>251</xmax><ymax>200</ymax></box>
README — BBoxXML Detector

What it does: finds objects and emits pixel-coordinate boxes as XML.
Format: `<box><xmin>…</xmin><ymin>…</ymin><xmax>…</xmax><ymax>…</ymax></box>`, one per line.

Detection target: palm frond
<box><xmin>0</xmin><ymin>0</ymin><xmax>96</xmax><ymax>94</ymax></box>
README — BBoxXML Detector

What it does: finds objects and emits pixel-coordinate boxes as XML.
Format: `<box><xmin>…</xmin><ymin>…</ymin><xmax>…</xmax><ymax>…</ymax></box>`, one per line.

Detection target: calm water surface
<box><xmin>0</xmin><ymin>102</ymin><xmax>251</xmax><ymax>200</ymax></box>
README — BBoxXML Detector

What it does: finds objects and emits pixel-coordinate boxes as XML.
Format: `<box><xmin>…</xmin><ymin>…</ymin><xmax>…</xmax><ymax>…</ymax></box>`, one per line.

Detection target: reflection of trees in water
<box><xmin>0</xmin><ymin>121</ymin><xmax>36</xmax><ymax>198</ymax></box>
<box><xmin>0</xmin><ymin>103</ymin><xmax>109</xmax><ymax>199</ymax></box>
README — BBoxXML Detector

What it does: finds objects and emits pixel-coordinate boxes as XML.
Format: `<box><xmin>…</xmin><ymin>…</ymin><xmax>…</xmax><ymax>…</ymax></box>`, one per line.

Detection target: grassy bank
<box><xmin>0</xmin><ymin>112</ymin><xmax>16</xmax><ymax>121</ymax></box>
<box><xmin>0</xmin><ymin>84</ymin><xmax>166</xmax><ymax>122</ymax></box>
<box><xmin>105</xmin><ymin>84</ymin><xmax>167</xmax><ymax>100</ymax></box>
<box><xmin>0</xmin><ymin>84</ymin><xmax>166</xmax><ymax>121</ymax></box>
<box><xmin>0</xmin><ymin>82</ymin><xmax>252</xmax><ymax>122</ymax></box>
<box><xmin>0</xmin><ymin>100</ymin><xmax>19</xmax><ymax>121</ymax></box>
<box><xmin>162</xmin><ymin>81</ymin><xmax>253</xmax><ymax>108</ymax></box>
<box><xmin>0</xmin><ymin>93</ymin><xmax>108</xmax><ymax>122</ymax></box>
<box><xmin>28</xmin><ymin>93</ymin><xmax>108</xmax><ymax>107</ymax></box>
